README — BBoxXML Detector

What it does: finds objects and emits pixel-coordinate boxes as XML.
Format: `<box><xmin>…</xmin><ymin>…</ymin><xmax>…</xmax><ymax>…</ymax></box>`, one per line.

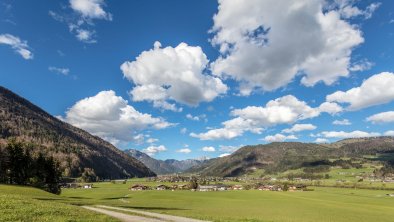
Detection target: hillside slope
<box><xmin>0</xmin><ymin>86</ymin><xmax>155</xmax><ymax>179</ymax></box>
<box><xmin>189</xmin><ymin>137</ymin><xmax>394</xmax><ymax>177</ymax></box>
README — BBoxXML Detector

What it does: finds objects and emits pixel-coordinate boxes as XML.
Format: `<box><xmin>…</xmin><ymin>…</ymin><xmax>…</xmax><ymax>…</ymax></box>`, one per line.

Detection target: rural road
<box><xmin>82</xmin><ymin>205</ymin><xmax>210</xmax><ymax>222</ymax></box>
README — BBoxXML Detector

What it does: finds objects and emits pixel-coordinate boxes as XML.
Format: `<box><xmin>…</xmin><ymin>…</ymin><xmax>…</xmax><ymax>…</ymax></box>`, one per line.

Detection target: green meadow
<box><xmin>59</xmin><ymin>180</ymin><xmax>394</xmax><ymax>222</ymax></box>
<box><xmin>0</xmin><ymin>185</ymin><xmax>118</xmax><ymax>222</ymax></box>
<box><xmin>1</xmin><ymin>179</ymin><xmax>394</xmax><ymax>222</ymax></box>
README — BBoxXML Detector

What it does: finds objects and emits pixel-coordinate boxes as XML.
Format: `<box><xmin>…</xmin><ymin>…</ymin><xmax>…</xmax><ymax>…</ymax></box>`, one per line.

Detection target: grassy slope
<box><xmin>0</xmin><ymin>185</ymin><xmax>118</xmax><ymax>222</ymax></box>
<box><xmin>60</xmin><ymin>180</ymin><xmax>394</xmax><ymax>222</ymax></box>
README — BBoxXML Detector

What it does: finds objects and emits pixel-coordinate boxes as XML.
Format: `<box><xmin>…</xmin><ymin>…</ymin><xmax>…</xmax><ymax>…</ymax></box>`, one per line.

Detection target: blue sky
<box><xmin>1</xmin><ymin>0</ymin><xmax>394</xmax><ymax>160</ymax></box>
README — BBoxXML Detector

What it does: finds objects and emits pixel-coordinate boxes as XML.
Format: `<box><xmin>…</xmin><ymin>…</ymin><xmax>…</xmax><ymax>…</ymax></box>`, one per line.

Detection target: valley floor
<box><xmin>1</xmin><ymin>180</ymin><xmax>394</xmax><ymax>222</ymax></box>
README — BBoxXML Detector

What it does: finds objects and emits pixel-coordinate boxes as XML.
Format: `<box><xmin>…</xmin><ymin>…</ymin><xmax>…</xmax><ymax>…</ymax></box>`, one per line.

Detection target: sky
<box><xmin>1</xmin><ymin>0</ymin><xmax>394</xmax><ymax>160</ymax></box>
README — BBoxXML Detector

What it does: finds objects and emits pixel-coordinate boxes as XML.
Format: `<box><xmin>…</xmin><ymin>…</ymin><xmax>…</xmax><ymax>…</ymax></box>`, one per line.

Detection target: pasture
<box><xmin>0</xmin><ymin>185</ymin><xmax>118</xmax><ymax>222</ymax></box>
<box><xmin>61</xmin><ymin>180</ymin><xmax>394</xmax><ymax>222</ymax></box>
<box><xmin>1</xmin><ymin>180</ymin><xmax>394</xmax><ymax>222</ymax></box>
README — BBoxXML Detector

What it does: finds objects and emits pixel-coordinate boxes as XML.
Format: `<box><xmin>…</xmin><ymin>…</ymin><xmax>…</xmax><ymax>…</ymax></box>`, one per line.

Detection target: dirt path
<box><xmin>82</xmin><ymin>206</ymin><xmax>163</xmax><ymax>222</ymax></box>
<box><xmin>94</xmin><ymin>205</ymin><xmax>210</xmax><ymax>222</ymax></box>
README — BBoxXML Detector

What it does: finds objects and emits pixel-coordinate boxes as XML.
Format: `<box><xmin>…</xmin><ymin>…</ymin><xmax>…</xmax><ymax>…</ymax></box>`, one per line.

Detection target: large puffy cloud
<box><xmin>282</xmin><ymin>124</ymin><xmax>316</xmax><ymax>133</ymax></box>
<box><xmin>210</xmin><ymin>0</ymin><xmax>364</xmax><ymax>95</ymax></box>
<box><xmin>366</xmin><ymin>111</ymin><xmax>394</xmax><ymax>124</ymax></box>
<box><xmin>191</xmin><ymin>95</ymin><xmax>331</xmax><ymax>140</ymax></box>
<box><xmin>327</xmin><ymin>72</ymin><xmax>394</xmax><ymax>110</ymax></box>
<box><xmin>264</xmin><ymin>134</ymin><xmax>298</xmax><ymax>143</ymax></box>
<box><xmin>60</xmin><ymin>90</ymin><xmax>173</xmax><ymax>145</ymax></box>
<box><xmin>121</xmin><ymin>42</ymin><xmax>228</xmax><ymax>111</ymax></box>
<box><xmin>0</xmin><ymin>34</ymin><xmax>33</xmax><ymax>59</ymax></box>
<box><xmin>320</xmin><ymin>130</ymin><xmax>380</xmax><ymax>138</ymax></box>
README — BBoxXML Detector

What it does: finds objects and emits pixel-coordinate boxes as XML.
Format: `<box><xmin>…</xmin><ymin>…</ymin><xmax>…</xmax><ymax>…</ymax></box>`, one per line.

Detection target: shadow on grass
<box><xmin>65</xmin><ymin>196</ymin><xmax>92</xmax><ymax>200</ymax></box>
<box><xmin>119</xmin><ymin>205</ymin><xmax>188</xmax><ymax>211</ymax></box>
<box><xmin>34</xmin><ymin>198</ymin><xmax>64</xmax><ymax>201</ymax></box>
<box><xmin>101</xmin><ymin>196</ymin><xmax>131</xmax><ymax>200</ymax></box>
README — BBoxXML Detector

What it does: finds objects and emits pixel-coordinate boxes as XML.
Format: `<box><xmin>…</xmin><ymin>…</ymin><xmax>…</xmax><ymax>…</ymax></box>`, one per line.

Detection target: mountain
<box><xmin>188</xmin><ymin>137</ymin><xmax>394</xmax><ymax>177</ymax></box>
<box><xmin>125</xmin><ymin>149</ymin><xmax>178</xmax><ymax>175</ymax></box>
<box><xmin>125</xmin><ymin>149</ymin><xmax>206</xmax><ymax>175</ymax></box>
<box><xmin>0</xmin><ymin>86</ymin><xmax>155</xmax><ymax>179</ymax></box>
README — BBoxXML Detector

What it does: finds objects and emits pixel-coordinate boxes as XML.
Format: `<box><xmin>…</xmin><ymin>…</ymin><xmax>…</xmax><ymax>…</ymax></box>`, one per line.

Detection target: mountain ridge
<box><xmin>125</xmin><ymin>149</ymin><xmax>206</xmax><ymax>175</ymax></box>
<box><xmin>0</xmin><ymin>86</ymin><xmax>156</xmax><ymax>179</ymax></box>
<box><xmin>187</xmin><ymin>137</ymin><xmax>394</xmax><ymax>177</ymax></box>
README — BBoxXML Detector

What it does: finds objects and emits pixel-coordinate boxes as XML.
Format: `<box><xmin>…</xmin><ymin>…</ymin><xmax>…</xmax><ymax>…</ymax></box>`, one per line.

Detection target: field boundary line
<box><xmin>97</xmin><ymin>205</ymin><xmax>211</xmax><ymax>222</ymax></box>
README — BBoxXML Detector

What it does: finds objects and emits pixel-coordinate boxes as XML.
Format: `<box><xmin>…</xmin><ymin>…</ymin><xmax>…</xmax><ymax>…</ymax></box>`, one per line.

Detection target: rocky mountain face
<box><xmin>0</xmin><ymin>86</ymin><xmax>156</xmax><ymax>179</ymax></box>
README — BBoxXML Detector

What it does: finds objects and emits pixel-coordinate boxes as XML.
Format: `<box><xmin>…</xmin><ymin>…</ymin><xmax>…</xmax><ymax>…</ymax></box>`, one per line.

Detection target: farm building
<box><xmin>83</xmin><ymin>184</ymin><xmax>93</xmax><ymax>189</ymax></box>
<box><xmin>156</xmin><ymin>184</ymin><xmax>169</xmax><ymax>190</ymax></box>
<box><xmin>130</xmin><ymin>184</ymin><xmax>149</xmax><ymax>191</ymax></box>
<box><xmin>198</xmin><ymin>185</ymin><xmax>228</xmax><ymax>191</ymax></box>
<box><xmin>231</xmin><ymin>185</ymin><xmax>244</xmax><ymax>190</ymax></box>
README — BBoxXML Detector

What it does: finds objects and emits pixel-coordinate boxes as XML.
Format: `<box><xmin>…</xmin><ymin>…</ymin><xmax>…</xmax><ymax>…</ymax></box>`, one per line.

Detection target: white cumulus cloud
<box><xmin>191</xmin><ymin>95</ymin><xmax>333</xmax><ymax>140</ymax></box>
<box><xmin>314</xmin><ymin>138</ymin><xmax>329</xmax><ymax>143</ymax></box>
<box><xmin>384</xmin><ymin>131</ymin><xmax>394</xmax><ymax>136</ymax></box>
<box><xmin>50</xmin><ymin>0</ymin><xmax>111</xmax><ymax>43</ymax></box>
<box><xmin>202</xmin><ymin>146</ymin><xmax>216</xmax><ymax>152</ymax></box>
<box><xmin>366</xmin><ymin>111</ymin><xmax>394</xmax><ymax>124</ymax></box>
<box><xmin>334</xmin><ymin>1</ymin><xmax>381</xmax><ymax>19</ymax></box>
<box><xmin>177</xmin><ymin>148</ymin><xmax>192</xmax><ymax>154</ymax></box>
<box><xmin>210</xmin><ymin>0</ymin><xmax>364</xmax><ymax>95</ymax></box>
<box><xmin>70</xmin><ymin>0</ymin><xmax>112</xmax><ymax>20</ymax></box>
<box><xmin>142</xmin><ymin>145</ymin><xmax>166</xmax><ymax>156</ymax></box>
<box><xmin>332</xmin><ymin>119</ymin><xmax>351</xmax><ymax>125</ymax></box>
<box><xmin>60</xmin><ymin>90</ymin><xmax>173</xmax><ymax>145</ymax></box>
<box><xmin>282</xmin><ymin>124</ymin><xmax>316</xmax><ymax>133</ymax></box>
<box><xmin>264</xmin><ymin>134</ymin><xmax>298</xmax><ymax>143</ymax></box>
<box><xmin>121</xmin><ymin>42</ymin><xmax>227</xmax><ymax>111</ymax></box>
<box><xmin>0</xmin><ymin>34</ymin><xmax>33</xmax><ymax>59</ymax></box>
<box><xmin>320</xmin><ymin>130</ymin><xmax>380</xmax><ymax>138</ymax></box>
<box><xmin>327</xmin><ymin>72</ymin><xmax>394</xmax><ymax>110</ymax></box>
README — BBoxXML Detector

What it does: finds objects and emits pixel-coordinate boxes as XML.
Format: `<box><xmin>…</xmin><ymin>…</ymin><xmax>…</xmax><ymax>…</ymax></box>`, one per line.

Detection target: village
<box><xmin>129</xmin><ymin>183</ymin><xmax>307</xmax><ymax>192</ymax></box>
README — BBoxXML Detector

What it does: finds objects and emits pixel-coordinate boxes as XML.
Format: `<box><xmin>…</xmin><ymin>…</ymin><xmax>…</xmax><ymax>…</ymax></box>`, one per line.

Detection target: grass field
<box><xmin>1</xmin><ymin>178</ymin><xmax>394</xmax><ymax>222</ymax></box>
<box><xmin>0</xmin><ymin>185</ymin><xmax>118</xmax><ymax>222</ymax></box>
<box><xmin>58</xmin><ymin>179</ymin><xmax>394</xmax><ymax>222</ymax></box>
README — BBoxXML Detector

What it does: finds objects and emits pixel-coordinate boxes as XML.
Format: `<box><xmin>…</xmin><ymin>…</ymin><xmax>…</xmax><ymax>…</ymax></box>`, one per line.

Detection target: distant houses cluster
<box><xmin>61</xmin><ymin>183</ymin><xmax>93</xmax><ymax>189</ymax></box>
<box><xmin>129</xmin><ymin>183</ymin><xmax>307</xmax><ymax>192</ymax></box>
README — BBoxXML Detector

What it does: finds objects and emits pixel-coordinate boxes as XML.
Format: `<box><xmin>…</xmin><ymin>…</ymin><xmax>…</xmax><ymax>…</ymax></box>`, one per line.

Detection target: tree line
<box><xmin>0</xmin><ymin>139</ymin><xmax>61</xmax><ymax>194</ymax></box>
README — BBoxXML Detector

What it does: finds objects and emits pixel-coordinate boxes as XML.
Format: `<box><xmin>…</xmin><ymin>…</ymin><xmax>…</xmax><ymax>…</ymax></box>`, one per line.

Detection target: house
<box><xmin>62</xmin><ymin>183</ymin><xmax>79</xmax><ymax>189</ymax></box>
<box><xmin>178</xmin><ymin>184</ymin><xmax>189</xmax><ymax>190</ymax></box>
<box><xmin>258</xmin><ymin>185</ymin><xmax>272</xmax><ymax>191</ymax></box>
<box><xmin>156</xmin><ymin>184</ymin><xmax>169</xmax><ymax>190</ymax></box>
<box><xmin>197</xmin><ymin>184</ymin><xmax>227</xmax><ymax>192</ymax></box>
<box><xmin>83</xmin><ymin>184</ymin><xmax>93</xmax><ymax>189</ymax></box>
<box><xmin>130</xmin><ymin>184</ymin><xmax>148</xmax><ymax>191</ymax></box>
<box><xmin>232</xmin><ymin>185</ymin><xmax>243</xmax><ymax>190</ymax></box>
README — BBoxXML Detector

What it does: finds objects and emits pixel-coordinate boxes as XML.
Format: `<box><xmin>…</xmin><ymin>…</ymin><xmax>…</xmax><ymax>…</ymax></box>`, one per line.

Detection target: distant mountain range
<box><xmin>125</xmin><ymin>149</ymin><xmax>206</xmax><ymax>175</ymax></box>
<box><xmin>187</xmin><ymin>137</ymin><xmax>394</xmax><ymax>177</ymax></box>
<box><xmin>0</xmin><ymin>86</ymin><xmax>155</xmax><ymax>179</ymax></box>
